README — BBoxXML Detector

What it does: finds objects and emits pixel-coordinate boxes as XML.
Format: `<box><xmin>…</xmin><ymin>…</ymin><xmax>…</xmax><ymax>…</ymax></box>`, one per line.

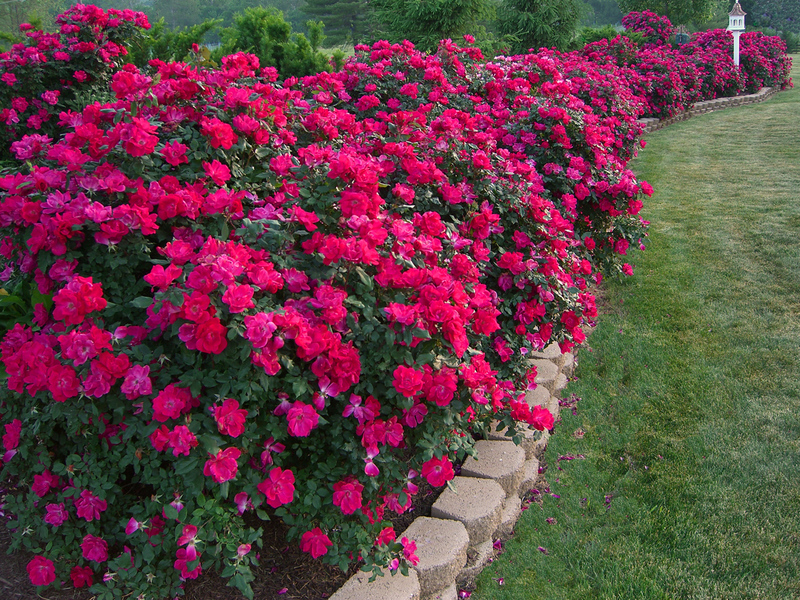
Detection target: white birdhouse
<box><xmin>728</xmin><ymin>2</ymin><xmax>746</xmax><ymax>32</ymax></box>
<box><xmin>727</xmin><ymin>2</ymin><xmax>746</xmax><ymax>66</ymax></box>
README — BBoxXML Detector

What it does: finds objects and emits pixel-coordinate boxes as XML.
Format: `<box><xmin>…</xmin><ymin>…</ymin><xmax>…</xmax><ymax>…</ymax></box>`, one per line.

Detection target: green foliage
<box><xmin>741</xmin><ymin>0</ymin><xmax>800</xmax><ymax>34</ymax></box>
<box><xmin>577</xmin><ymin>24</ymin><xmax>644</xmax><ymax>45</ymax></box>
<box><xmin>0</xmin><ymin>31</ymin><xmax>18</xmax><ymax>51</ymax></box>
<box><xmin>497</xmin><ymin>0</ymin><xmax>581</xmax><ymax>52</ymax></box>
<box><xmin>616</xmin><ymin>0</ymin><xmax>716</xmax><ymax>25</ymax></box>
<box><xmin>0</xmin><ymin>0</ymin><xmax>65</xmax><ymax>34</ymax></box>
<box><xmin>301</xmin><ymin>0</ymin><xmax>373</xmax><ymax>46</ymax></box>
<box><xmin>125</xmin><ymin>17</ymin><xmax>220</xmax><ymax>66</ymax></box>
<box><xmin>371</xmin><ymin>0</ymin><xmax>495</xmax><ymax>52</ymax></box>
<box><xmin>579</xmin><ymin>0</ymin><xmax>623</xmax><ymax>26</ymax></box>
<box><xmin>216</xmin><ymin>7</ymin><xmax>333</xmax><ymax>77</ymax></box>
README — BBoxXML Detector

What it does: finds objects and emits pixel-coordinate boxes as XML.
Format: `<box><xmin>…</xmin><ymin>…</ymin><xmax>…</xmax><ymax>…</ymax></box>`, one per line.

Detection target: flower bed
<box><xmin>0</xmin><ymin>5</ymin><xmax>791</xmax><ymax>600</ymax></box>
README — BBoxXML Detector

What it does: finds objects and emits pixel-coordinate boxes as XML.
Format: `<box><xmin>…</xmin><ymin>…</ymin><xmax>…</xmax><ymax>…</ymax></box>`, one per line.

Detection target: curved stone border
<box><xmin>637</xmin><ymin>86</ymin><xmax>779</xmax><ymax>134</ymax></box>
<box><xmin>330</xmin><ymin>344</ymin><xmax>573</xmax><ymax>600</ymax></box>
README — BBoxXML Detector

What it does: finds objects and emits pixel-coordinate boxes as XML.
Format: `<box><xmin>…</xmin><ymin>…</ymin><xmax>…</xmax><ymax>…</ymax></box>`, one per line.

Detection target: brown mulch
<box><xmin>0</xmin><ymin>479</ymin><xmax>444</xmax><ymax>600</ymax></box>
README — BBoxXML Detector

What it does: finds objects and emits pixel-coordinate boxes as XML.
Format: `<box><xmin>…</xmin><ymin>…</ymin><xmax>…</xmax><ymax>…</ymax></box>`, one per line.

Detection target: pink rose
<box><xmin>27</xmin><ymin>556</ymin><xmax>55</xmax><ymax>586</ymax></box>
<box><xmin>421</xmin><ymin>455</ymin><xmax>455</xmax><ymax>487</ymax></box>
<box><xmin>203</xmin><ymin>447</ymin><xmax>241</xmax><ymax>483</ymax></box>
<box><xmin>286</xmin><ymin>401</ymin><xmax>319</xmax><ymax>437</ymax></box>
<box><xmin>256</xmin><ymin>467</ymin><xmax>295</xmax><ymax>508</ymax></box>
<box><xmin>81</xmin><ymin>534</ymin><xmax>108</xmax><ymax>562</ymax></box>
<box><xmin>300</xmin><ymin>527</ymin><xmax>333</xmax><ymax>559</ymax></box>
<box><xmin>212</xmin><ymin>398</ymin><xmax>248</xmax><ymax>437</ymax></box>
<box><xmin>332</xmin><ymin>479</ymin><xmax>364</xmax><ymax>515</ymax></box>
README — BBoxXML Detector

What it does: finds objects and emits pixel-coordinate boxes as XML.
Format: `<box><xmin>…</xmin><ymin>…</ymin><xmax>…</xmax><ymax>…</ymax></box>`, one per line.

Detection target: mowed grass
<box><xmin>474</xmin><ymin>58</ymin><xmax>800</xmax><ymax>600</ymax></box>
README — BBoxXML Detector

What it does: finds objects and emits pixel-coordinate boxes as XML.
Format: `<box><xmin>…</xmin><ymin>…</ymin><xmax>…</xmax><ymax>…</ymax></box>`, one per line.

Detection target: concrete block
<box><xmin>456</xmin><ymin>540</ymin><xmax>495</xmax><ymax>586</ymax></box>
<box><xmin>487</xmin><ymin>420</ymin><xmax>543</xmax><ymax>460</ymax></box>
<box><xmin>431</xmin><ymin>477</ymin><xmax>505</xmax><ymax>546</ymax></box>
<box><xmin>525</xmin><ymin>385</ymin><xmax>551</xmax><ymax>409</ymax></box>
<box><xmin>460</xmin><ymin>440</ymin><xmax>525</xmax><ymax>496</ymax></box>
<box><xmin>546</xmin><ymin>393</ymin><xmax>560</xmax><ymax>420</ymax></box>
<box><xmin>529</xmin><ymin>342</ymin><xmax>563</xmax><ymax>367</ymax></box>
<box><xmin>330</xmin><ymin>567</ymin><xmax>420</xmax><ymax>600</ymax></box>
<box><xmin>422</xmin><ymin>582</ymin><xmax>457</xmax><ymax>600</ymax></box>
<box><xmin>554</xmin><ymin>372</ymin><xmax>568</xmax><ymax>393</ymax></box>
<box><xmin>532</xmin><ymin>429</ymin><xmax>550</xmax><ymax>459</ymax></box>
<box><xmin>494</xmin><ymin>494</ymin><xmax>522</xmax><ymax>539</ymax></box>
<box><xmin>402</xmin><ymin>517</ymin><xmax>469</xmax><ymax>599</ymax></box>
<box><xmin>518</xmin><ymin>457</ymin><xmax>540</xmax><ymax>496</ymax></box>
<box><xmin>562</xmin><ymin>352</ymin><xmax>575</xmax><ymax>376</ymax></box>
<box><xmin>530</xmin><ymin>358</ymin><xmax>559</xmax><ymax>393</ymax></box>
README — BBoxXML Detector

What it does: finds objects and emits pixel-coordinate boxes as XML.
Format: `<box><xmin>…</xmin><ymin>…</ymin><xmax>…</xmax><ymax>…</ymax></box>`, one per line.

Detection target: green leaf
<box><xmin>131</xmin><ymin>296</ymin><xmax>154</xmax><ymax>309</ymax></box>
<box><xmin>163</xmin><ymin>503</ymin><xmax>179</xmax><ymax>520</ymax></box>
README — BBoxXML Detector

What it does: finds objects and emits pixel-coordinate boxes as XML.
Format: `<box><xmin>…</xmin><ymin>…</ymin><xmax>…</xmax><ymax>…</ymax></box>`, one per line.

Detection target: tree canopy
<box><xmin>740</xmin><ymin>0</ymin><xmax>800</xmax><ymax>34</ymax></box>
<box><xmin>616</xmin><ymin>0</ymin><xmax>717</xmax><ymax>25</ymax></box>
<box><xmin>301</xmin><ymin>0</ymin><xmax>373</xmax><ymax>45</ymax></box>
<box><xmin>497</xmin><ymin>0</ymin><xmax>581</xmax><ymax>52</ymax></box>
<box><xmin>370</xmin><ymin>0</ymin><xmax>495</xmax><ymax>51</ymax></box>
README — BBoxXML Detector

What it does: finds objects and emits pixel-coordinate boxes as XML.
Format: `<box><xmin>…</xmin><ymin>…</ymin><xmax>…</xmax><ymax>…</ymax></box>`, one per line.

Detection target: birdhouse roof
<box><xmin>729</xmin><ymin>2</ymin><xmax>746</xmax><ymax>16</ymax></box>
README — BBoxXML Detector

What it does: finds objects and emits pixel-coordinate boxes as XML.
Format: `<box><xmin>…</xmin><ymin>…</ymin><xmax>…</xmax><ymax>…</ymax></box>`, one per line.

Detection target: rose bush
<box><xmin>0</xmin><ymin>4</ymin><xmax>150</xmax><ymax>162</ymax></box>
<box><xmin>0</xmin><ymin>33</ymin><xmax>621</xmax><ymax>600</ymax></box>
<box><xmin>0</xmin><ymin>5</ymin><xmax>792</xmax><ymax>600</ymax></box>
<box><xmin>621</xmin><ymin>10</ymin><xmax>673</xmax><ymax>46</ymax></box>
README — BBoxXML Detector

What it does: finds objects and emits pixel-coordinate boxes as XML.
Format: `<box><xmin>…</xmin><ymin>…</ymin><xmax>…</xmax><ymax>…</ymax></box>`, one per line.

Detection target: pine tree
<box><xmin>497</xmin><ymin>0</ymin><xmax>580</xmax><ymax>52</ymax></box>
<box><xmin>371</xmin><ymin>0</ymin><xmax>494</xmax><ymax>51</ymax></box>
<box><xmin>301</xmin><ymin>0</ymin><xmax>372</xmax><ymax>46</ymax></box>
<box><xmin>616</xmin><ymin>0</ymin><xmax>716</xmax><ymax>26</ymax></box>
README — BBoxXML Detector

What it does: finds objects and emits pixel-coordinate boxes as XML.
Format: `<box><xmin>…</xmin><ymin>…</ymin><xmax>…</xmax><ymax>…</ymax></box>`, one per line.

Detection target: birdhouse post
<box><xmin>727</xmin><ymin>1</ymin><xmax>746</xmax><ymax>66</ymax></box>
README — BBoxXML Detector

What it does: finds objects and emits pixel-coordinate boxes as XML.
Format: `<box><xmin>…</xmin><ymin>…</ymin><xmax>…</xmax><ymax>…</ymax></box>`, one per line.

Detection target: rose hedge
<box><xmin>0</xmin><ymin>6</ymin><xmax>791</xmax><ymax>600</ymax></box>
<box><xmin>607</xmin><ymin>11</ymin><xmax>794</xmax><ymax>118</ymax></box>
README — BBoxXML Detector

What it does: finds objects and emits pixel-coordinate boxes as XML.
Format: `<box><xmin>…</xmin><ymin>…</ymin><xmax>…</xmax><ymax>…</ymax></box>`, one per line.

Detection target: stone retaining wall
<box><xmin>331</xmin><ymin>346</ymin><xmax>574</xmax><ymax>600</ymax></box>
<box><xmin>637</xmin><ymin>86</ymin><xmax>779</xmax><ymax>134</ymax></box>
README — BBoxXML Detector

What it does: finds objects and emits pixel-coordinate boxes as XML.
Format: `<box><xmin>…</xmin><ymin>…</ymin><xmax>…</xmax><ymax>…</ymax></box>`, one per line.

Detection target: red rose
<box><xmin>528</xmin><ymin>405</ymin><xmax>554</xmax><ymax>431</ymax></box>
<box><xmin>300</xmin><ymin>527</ymin><xmax>333</xmax><ymax>559</ymax></box>
<box><xmin>203</xmin><ymin>447</ymin><xmax>241</xmax><ymax>483</ymax></box>
<box><xmin>27</xmin><ymin>556</ymin><xmax>55</xmax><ymax>586</ymax></box>
<box><xmin>81</xmin><ymin>534</ymin><xmax>108</xmax><ymax>562</ymax></box>
<box><xmin>421</xmin><ymin>455</ymin><xmax>455</xmax><ymax>487</ymax></box>
<box><xmin>392</xmin><ymin>365</ymin><xmax>425</xmax><ymax>398</ymax></box>
<box><xmin>212</xmin><ymin>398</ymin><xmax>248</xmax><ymax>438</ymax></box>
<box><xmin>257</xmin><ymin>467</ymin><xmax>295</xmax><ymax>508</ymax></box>
<box><xmin>70</xmin><ymin>565</ymin><xmax>93</xmax><ymax>588</ymax></box>
<box><xmin>194</xmin><ymin>317</ymin><xmax>228</xmax><ymax>354</ymax></box>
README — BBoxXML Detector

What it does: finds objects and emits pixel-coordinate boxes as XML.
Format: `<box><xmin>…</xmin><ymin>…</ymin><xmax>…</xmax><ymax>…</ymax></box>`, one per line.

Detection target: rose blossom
<box><xmin>81</xmin><ymin>534</ymin><xmax>109</xmax><ymax>562</ymax></box>
<box><xmin>27</xmin><ymin>556</ymin><xmax>55</xmax><ymax>586</ymax></box>
<box><xmin>203</xmin><ymin>447</ymin><xmax>241</xmax><ymax>483</ymax></box>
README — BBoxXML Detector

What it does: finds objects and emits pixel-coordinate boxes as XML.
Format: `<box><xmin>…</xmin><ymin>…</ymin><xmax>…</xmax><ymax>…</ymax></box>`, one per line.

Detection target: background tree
<box><xmin>497</xmin><ymin>0</ymin><xmax>580</xmax><ymax>52</ymax></box>
<box><xmin>0</xmin><ymin>0</ymin><xmax>68</xmax><ymax>35</ymax></box>
<box><xmin>216</xmin><ymin>7</ymin><xmax>340</xmax><ymax>77</ymax></box>
<box><xmin>150</xmin><ymin>0</ymin><xmax>203</xmax><ymax>29</ymax></box>
<box><xmin>371</xmin><ymin>0</ymin><xmax>495</xmax><ymax>51</ymax></box>
<box><xmin>580</xmin><ymin>0</ymin><xmax>623</xmax><ymax>25</ymax></box>
<box><xmin>616</xmin><ymin>0</ymin><xmax>716</xmax><ymax>25</ymax></box>
<box><xmin>739</xmin><ymin>0</ymin><xmax>800</xmax><ymax>34</ymax></box>
<box><xmin>125</xmin><ymin>18</ymin><xmax>220</xmax><ymax>65</ymax></box>
<box><xmin>301</xmin><ymin>0</ymin><xmax>372</xmax><ymax>46</ymax></box>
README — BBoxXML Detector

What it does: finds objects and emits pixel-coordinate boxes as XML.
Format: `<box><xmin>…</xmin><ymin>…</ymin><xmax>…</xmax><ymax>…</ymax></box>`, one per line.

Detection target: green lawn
<box><xmin>474</xmin><ymin>60</ymin><xmax>800</xmax><ymax>599</ymax></box>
